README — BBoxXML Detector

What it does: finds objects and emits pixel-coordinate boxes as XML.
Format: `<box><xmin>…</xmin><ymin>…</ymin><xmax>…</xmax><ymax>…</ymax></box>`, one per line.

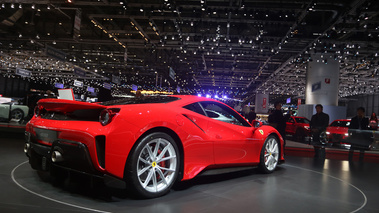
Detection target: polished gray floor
<box><xmin>1</xmin><ymin>131</ymin><xmax>378</xmax><ymax>213</ymax></box>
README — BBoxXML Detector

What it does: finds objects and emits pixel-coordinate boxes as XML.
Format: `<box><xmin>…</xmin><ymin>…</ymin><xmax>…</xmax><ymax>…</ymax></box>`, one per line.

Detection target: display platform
<box><xmin>1</xmin><ymin>132</ymin><xmax>379</xmax><ymax>213</ymax></box>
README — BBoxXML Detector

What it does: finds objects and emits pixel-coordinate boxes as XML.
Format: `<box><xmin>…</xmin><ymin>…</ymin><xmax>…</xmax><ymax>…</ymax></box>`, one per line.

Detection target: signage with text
<box><xmin>74</xmin><ymin>80</ymin><xmax>83</xmax><ymax>87</ymax></box>
<box><xmin>74</xmin><ymin>67</ymin><xmax>86</xmax><ymax>77</ymax></box>
<box><xmin>45</xmin><ymin>45</ymin><xmax>66</xmax><ymax>61</ymax></box>
<box><xmin>15</xmin><ymin>68</ymin><xmax>32</xmax><ymax>78</ymax></box>
<box><xmin>103</xmin><ymin>82</ymin><xmax>111</xmax><ymax>90</ymax></box>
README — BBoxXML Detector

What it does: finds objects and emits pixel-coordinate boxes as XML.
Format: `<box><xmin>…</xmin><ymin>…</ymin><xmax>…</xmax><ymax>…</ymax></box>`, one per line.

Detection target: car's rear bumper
<box><xmin>24</xmin><ymin>131</ymin><xmax>103</xmax><ymax>176</ymax></box>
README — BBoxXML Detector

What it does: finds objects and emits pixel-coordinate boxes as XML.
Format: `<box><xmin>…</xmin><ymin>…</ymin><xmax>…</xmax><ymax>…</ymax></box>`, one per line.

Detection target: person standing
<box><xmin>348</xmin><ymin>107</ymin><xmax>370</xmax><ymax>160</ymax></box>
<box><xmin>310</xmin><ymin>104</ymin><xmax>330</xmax><ymax>143</ymax></box>
<box><xmin>269</xmin><ymin>102</ymin><xmax>290</xmax><ymax>147</ymax></box>
<box><xmin>349</xmin><ymin>107</ymin><xmax>369</xmax><ymax>130</ymax></box>
<box><xmin>247</xmin><ymin>108</ymin><xmax>257</xmax><ymax>123</ymax></box>
<box><xmin>310</xmin><ymin>104</ymin><xmax>329</xmax><ymax>158</ymax></box>
<box><xmin>369</xmin><ymin>112</ymin><xmax>378</xmax><ymax>130</ymax></box>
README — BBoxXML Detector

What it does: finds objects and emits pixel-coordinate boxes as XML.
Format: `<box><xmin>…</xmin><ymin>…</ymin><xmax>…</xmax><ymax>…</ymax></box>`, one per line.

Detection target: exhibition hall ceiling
<box><xmin>0</xmin><ymin>0</ymin><xmax>378</xmax><ymax>101</ymax></box>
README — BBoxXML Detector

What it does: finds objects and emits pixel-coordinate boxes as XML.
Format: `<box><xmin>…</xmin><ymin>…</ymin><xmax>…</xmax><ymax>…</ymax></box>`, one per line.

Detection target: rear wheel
<box><xmin>259</xmin><ymin>136</ymin><xmax>279</xmax><ymax>174</ymax></box>
<box><xmin>11</xmin><ymin>109</ymin><xmax>24</xmax><ymax>122</ymax></box>
<box><xmin>126</xmin><ymin>132</ymin><xmax>180</xmax><ymax>198</ymax></box>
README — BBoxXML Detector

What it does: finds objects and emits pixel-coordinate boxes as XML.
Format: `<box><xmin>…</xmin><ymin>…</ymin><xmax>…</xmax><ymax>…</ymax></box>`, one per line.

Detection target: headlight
<box><xmin>99</xmin><ymin>108</ymin><xmax>120</xmax><ymax>126</ymax></box>
<box><xmin>344</xmin><ymin>133</ymin><xmax>349</xmax><ymax>137</ymax></box>
<box><xmin>326</xmin><ymin>131</ymin><xmax>330</xmax><ymax>135</ymax></box>
<box><xmin>304</xmin><ymin>126</ymin><xmax>310</xmax><ymax>130</ymax></box>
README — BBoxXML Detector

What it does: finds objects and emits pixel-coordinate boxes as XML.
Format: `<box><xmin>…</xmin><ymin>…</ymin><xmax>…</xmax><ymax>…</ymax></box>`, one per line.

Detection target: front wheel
<box><xmin>259</xmin><ymin>135</ymin><xmax>280</xmax><ymax>174</ymax></box>
<box><xmin>126</xmin><ymin>132</ymin><xmax>180</xmax><ymax>198</ymax></box>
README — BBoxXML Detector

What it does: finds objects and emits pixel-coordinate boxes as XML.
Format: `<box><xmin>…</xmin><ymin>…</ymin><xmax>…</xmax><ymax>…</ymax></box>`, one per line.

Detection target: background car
<box><xmin>326</xmin><ymin>119</ymin><xmax>351</xmax><ymax>148</ymax></box>
<box><xmin>0</xmin><ymin>102</ymin><xmax>29</xmax><ymax>123</ymax></box>
<box><xmin>285</xmin><ymin>116</ymin><xmax>311</xmax><ymax>141</ymax></box>
<box><xmin>24</xmin><ymin>95</ymin><xmax>285</xmax><ymax>198</ymax></box>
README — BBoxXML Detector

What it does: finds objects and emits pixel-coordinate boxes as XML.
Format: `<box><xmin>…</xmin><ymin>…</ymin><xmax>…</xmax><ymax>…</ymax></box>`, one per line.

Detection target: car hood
<box><xmin>327</xmin><ymin>126</ymin><xmax>348</xmax><ymax>134</ymax></box>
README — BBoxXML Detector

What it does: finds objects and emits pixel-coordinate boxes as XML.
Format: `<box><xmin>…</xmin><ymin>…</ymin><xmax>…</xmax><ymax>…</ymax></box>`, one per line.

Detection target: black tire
<box><xmin>258</xmin><ymin>135</ymin><xmax>280</xmax><ymax>174</ymax></box>
<box><xmin>126</xmin><ymin>132</ymin><xmax>180</xmax><ymax>199</ymax></box>
<box><xmin>11</xmin><ymin>109</ymin><xmax>24</xmax><ymax>122</ymax></box>
<box><xmin>319</xmin><ymin>131</ymin><xmax>328</xmax><ymax>145</ymax></box>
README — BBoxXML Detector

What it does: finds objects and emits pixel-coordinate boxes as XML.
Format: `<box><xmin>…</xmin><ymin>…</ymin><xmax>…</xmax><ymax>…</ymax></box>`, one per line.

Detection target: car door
<box><xmin>199</xmin><ymin>101</ymin><xmax>261</xmax><ymax>165</ymax></box>
<box><xmin>286</xmin><ymin>117</ymin><xmax>295</xmax><ymax>135</ymax></box>
<box><xmin>0</xmin><ymin>103</ymin><xmax>10</xmax><ymax>119</ymax></box>
<box><xmin>181</xmin><ymin>102</ymin><xmax>214</xmax><ymax>166</ymax></box>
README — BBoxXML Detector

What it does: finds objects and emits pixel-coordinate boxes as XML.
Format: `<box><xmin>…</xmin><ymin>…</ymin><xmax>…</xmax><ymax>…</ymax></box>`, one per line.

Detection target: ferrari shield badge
<box><xmin>259</xmin><ymin>129</ymin><xmax>264</xmax><ymax>135</ymax></box>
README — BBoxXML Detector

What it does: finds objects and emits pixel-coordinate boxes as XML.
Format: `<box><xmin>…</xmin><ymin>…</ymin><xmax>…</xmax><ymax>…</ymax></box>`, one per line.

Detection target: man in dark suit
<box><xmin>347</xmin><ymin>107</ymin><xmax>371</xmax><ymax>159</ymax></box>
<box><xmin>310</xmin><ymin>104</ymin><xmax>329</xmax><ymax>143</ymax></box>
<box><xmin>310</xmin><ymin>104</ymin><xmax>329</xmax><ymax>158</ymax></box>
<box><xmin>349</xmin><ymin>107</ymin><xmax>369</xmax><ymax>130</ymax></box>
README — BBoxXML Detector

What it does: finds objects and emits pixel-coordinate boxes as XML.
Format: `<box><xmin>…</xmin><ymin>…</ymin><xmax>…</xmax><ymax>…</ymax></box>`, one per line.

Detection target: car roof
<box><xmin>291</xmin><ymin>116</ymin><xmax>308</xmax><ymax>119</ymax></box>
<box><xmin>100</xmin><ymin>95</ymin><xmax>223</xmax><ymax>107</ymax></box>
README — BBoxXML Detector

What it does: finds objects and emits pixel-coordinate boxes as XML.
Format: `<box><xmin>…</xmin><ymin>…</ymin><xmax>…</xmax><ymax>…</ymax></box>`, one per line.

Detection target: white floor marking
<box><xmin>284</xmin><ymin>164</ymin><xmax>367</xmax><ymax>213</ymax></box>
<box><xmin>11</xmin><ymin>161</ymin><xmax>112</xmax><ymax>213</ymax></box>
<box><xmin>11</xmin><ymin>161</ymin><xmax>368</xmax><ymax>213</ymax></box>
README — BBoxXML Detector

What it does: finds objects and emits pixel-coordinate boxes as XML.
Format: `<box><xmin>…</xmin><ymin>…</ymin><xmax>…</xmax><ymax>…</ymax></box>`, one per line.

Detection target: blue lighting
<box><xmin>197</xmin><ymin>94</ymin><xmax>202</xmax><ymax>97</ymax></box>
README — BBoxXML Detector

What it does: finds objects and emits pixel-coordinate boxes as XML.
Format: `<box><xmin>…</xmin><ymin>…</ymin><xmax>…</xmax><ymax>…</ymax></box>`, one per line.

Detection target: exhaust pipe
<box><xmin>51</xmin><ymin>151</ymin><xmax>63</xmax><ymax>162</ymax></box>
<box><xmin>24</xmin><ymin>143</ymin><xmax>30</xmax><ymax>153</ymax></box>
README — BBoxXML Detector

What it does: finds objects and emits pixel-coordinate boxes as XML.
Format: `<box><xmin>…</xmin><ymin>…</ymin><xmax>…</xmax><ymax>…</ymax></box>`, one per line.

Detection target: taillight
<box><xmin>99</xmin><ymin>108</ymin><xmax>120</xmax><ymax>126</ymax></box>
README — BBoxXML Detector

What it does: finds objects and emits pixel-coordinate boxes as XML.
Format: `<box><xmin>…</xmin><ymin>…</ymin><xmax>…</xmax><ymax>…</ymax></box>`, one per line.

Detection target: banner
<box><xmin>103</xmin><ymin>82</ymin><xmax>111</xmax><ymax>90</ymax></box>
<box><xmin>74</xmin><ymin>67</ymin><xmax>86</xmax><ymax>77</ymax></box>
<box><xmin>112</xmin><ymin>75</ymin><xmax>121</xmax><ymax>85</ymax></box>
<box><xmin>169</xmin><ymin>67</ymin><xmax>175</xmax><ymax>80</ymax></box>
<box><xmin>73</xmin><ymin>9</ymin><xmax>81</xmax><ymax>39</ymax></box>
<box><xmin>255</xmin><ymin>93</ymin><xmax>269</xmax><ymax>114</ymax></box>
<box><xmin>45</xmin><ymin>45</ymin><xmax>66</xmax><ymax>61</ymax></box>
<box><xmin>87</xmin><ymin>87</ymin><xmax>95</xmax><ymax>93</ymax></box>
<box><xmin>74</xmin><ymin>80</ymin><xmax>83</xmax><ymax>87</ymax></box>
<box><xmin>15</xmin><ymin>68</ymin><xmax>32</xmax><ymax>78</ymax></box>
<box><xmin>55</xmin><ymin>83</ymin><xmax>64</xmax><ymax>89</ymax></box>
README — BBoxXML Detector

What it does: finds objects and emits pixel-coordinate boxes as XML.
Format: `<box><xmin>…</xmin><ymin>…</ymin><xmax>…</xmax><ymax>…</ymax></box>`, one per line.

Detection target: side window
<box><xmin>288</xmin><ymin>117</ymin><xmax>294</xmax><ymax>123</ymax></box>
<box><xmin>183</xmin><ymin>102</ymin><xmax>206</xmax><ymax>116</ymax></box>
<box><xmin>199</xmin><ymin>101</ymin><xmax>250</xmax><ymax>127</ymax></box>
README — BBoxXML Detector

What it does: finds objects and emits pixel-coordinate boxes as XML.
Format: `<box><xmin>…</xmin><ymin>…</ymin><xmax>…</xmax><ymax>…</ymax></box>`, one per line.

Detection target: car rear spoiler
<box><xmin>37</xmin><ymin>99</ymin><xmax>106</xmax><ymax>113</ymax></box>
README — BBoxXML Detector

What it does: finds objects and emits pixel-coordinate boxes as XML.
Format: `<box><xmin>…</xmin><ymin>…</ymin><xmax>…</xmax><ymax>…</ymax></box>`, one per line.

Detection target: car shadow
<box><xmin>35</xmin><ymin>166</ymin><xmax>285</xmax><ymax>201</ymax></box>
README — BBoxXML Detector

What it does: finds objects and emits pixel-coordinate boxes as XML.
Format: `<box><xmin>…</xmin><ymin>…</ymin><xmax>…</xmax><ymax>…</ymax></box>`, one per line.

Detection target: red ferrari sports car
<box><xmin>24</xmin><ymin>95</ymin><xmax>284</xmax><ymax>198</ymax></box>
<box><xmin>326</xmin><ymin>119</ymin><xmax>351</xmax><ymax>148</ymax></box>
<box><xmin>285</xmin><ymin>116</ymin><xmax>311</xmax><ymax>141</ymax></box>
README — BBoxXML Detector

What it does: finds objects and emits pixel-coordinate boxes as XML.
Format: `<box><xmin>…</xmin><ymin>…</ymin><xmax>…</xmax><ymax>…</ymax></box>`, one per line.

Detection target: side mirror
<box><xmin>252</xmin><ymin>120</ymin><xmax>262</xmax><ymax>128</ymax></box>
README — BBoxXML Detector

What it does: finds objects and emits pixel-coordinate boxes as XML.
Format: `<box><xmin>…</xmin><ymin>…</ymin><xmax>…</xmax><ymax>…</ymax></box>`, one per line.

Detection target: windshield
<box><xmin>330</xmin><ymin>120</ymin><xmax>350</xmax><ymax>127</ymax></box>
<box><xmin>295</xmin><ymin>117</ymin><xmax>310</xmax><ymax>124</ymax></box>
